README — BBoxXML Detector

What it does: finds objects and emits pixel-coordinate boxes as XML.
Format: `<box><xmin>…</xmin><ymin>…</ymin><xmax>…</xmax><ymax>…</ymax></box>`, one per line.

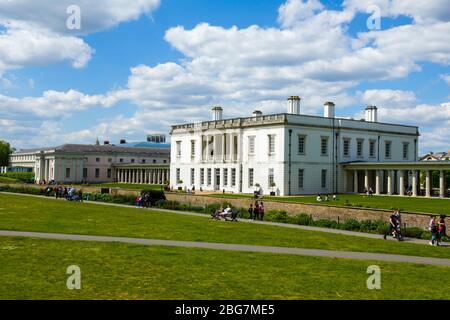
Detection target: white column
<box><xmin>375</xmin><ymin>170</ymin><xmax>381</xmax><ymax>195</ymax></box>
<box><xmin>399</xmin><ymin>170</ymin><xmax>405</xmax><ymax>196</ymax></box>
<box><xmin>426</xmin><ymin>170</ymin><xmax>431</xmax><ymax>197</ymax></box>
<box><xmin>387</xmin><ymin>170</ymin><xmax>393</xmax><ymax>195</ymax></box>
<box><xmin>364</xmin><ymin>170</ymin><xmax>369</xmax><ymax>190</ymax></box>
<box><xmin>440</xmin><ymin>170</ymin><xmax>445</xmax><ymax>198</ymax></box>
<box><xmin>353</xmin><ymin>170</ymin><xmax>358</xmax><ymax>193</ymax></box>
<box><xmin>222</xmin><ymin>133</ymin><xmax>226</xmax><ymax>162</ymax></box>
<box><xmin>140</xmin><ymin>169</ymin><xmax>144</xmax><ymax>184</ymax></box>
<box><xmin>412</xmin><ymin>170</ymin><xmax>418</xmax><ymax>197</ymax></box>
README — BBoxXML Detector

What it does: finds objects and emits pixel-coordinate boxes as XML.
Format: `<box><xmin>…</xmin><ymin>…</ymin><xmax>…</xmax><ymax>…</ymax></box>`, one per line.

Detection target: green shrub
<box><xmin>265</xmin><ymin>210</ymin><xmax>288</xmax><ymax>223</ymax></box>
<box><xmin>291</xmin><ymin>213</ymin><xmax>313</xmax><ymax>226</ymax></box>
<box><xmin>342</xmin><ymin>218</ymin><xmax>361</xmax><ymax>231</ymax></box>
<box><xmin>0</xmin><ymin>172</ymin><xmax>34</xmax><ymax>182</ymax></box>
<box><xmin>313</xmin><ymin>219</ymin><xmax>339</xmax><ymax>229</ymax></box>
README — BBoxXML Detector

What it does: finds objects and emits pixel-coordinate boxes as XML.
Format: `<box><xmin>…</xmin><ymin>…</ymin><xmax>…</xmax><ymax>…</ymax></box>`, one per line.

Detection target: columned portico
<box><xmin>345</xmin><ymin>162</ymin><xmax>450</xmax><ymax>198</ymax></box>
<box><xmin>113</xmin><ymin>165</ymin><xmax>170</xmax><ymax>185</ymax></box>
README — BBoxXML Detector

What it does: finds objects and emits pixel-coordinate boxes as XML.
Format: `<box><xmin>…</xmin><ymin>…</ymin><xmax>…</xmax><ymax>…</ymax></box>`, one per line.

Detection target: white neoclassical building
<box><xmin>10</xmin><ymin>143</ymin><xmax>170</xmax><ymax>184</ymax></box>
<box><xmin>170</xmin><ymin>97</ymin><xmax>426</xmax><ymax>196</ymax></box>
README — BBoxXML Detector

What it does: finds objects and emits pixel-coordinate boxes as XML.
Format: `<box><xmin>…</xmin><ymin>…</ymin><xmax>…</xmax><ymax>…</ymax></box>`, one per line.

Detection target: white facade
<box><xmin>10</xmin><ymin>144</ymin><xmax>170</xmax><ymax>184</ymax></box>
<box><xmin>170</xmin><ymin>100</ymin><xmax>419</xmax><ymax>196</ymax></box>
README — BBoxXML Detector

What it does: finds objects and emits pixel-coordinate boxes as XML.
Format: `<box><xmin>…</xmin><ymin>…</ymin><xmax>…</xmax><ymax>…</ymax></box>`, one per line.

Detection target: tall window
<box><xmin>268</xmin><ymin>168</ymin><xmax>274</xmax><ymax>187</ymax></box>
<box><xmin>321</xmin><ymin>137</ymin><xmax>328</xmax><ymax>156</ymax></box>
<box><xmin>298</xmin><ymin>169</ymin><xmax>304</xmax><ymax>188</ymax></box>
<box><xmin>176</xmin><ymin>168</ymin><xmax>181</xmax><ymax>182</ymax></box>
<box><xmin>298</xmin><ymin>135</ymin><xmax>306</xmax><ymax>155</ymax></box>
<box><xmin>200</xmin><ymin>168</ymin><xmax>205</xmax><ymax>185</ymax></box>
<box><xmin>369</xmin><ymin>140</ymin><xmax>376</xmax><ymax>158</ymax></box>
<box><xmin>357</xmin><ymin>139</ymin><xmax>364</xmax><ymax>158</ymax></box>
<box><xmin>83</xmin><ymin>168</ymin><xmax>88</xmax><ymax>179</ymax></box>
<box><xmin>65</xmin><ymin>168</ymin><xmax>71</xmax><ymax>179</ymax></box>
<box><xmin>176</xmin><ymin>141</ymin><xmax>181</xmax><ymax>157</ymax></box>
<box><xmin>248</xmin><ymin>168</ymin><xmax>254</xmax><ymax>187</ymax></box>
<box><xmin>190</xmin><ymin>168</ymin><xmax>195</xmax><ymax>185</ymax></box>
<box><xmin>191</xmin><ymin>140</ymin><xmax>196</xmax><ymax>157</ymax></box>
<box><xmin>95</xmin><ymin>168</ymin><xmax>100</xmax><ymax>178</ymax></box>
<box><xmin>385</xmin><ymin>141</ymin><xmax>392</xmax><ymax>159</ymax></box>
<box><xmin>403</xmin><ymin>142</ymin><xmax>409</xmax><ymax>160</ymax></box>
<box><xmin>231</xmin><ymin>168</ymin><xmax>236</xmax><ymax>187</ymax></box>
<box><xmin>223</xmin><ymin>168</ymin><xmax>228</xmax><ymax>186</ymax></box>
<box><xmin>248</xmin><ymin>136</ymin><xmax>255</xmax><ymax>155</ymax></box>
<box><xmin>343</xmin><ymin>138</ymin><xmax>351</xmax><ymax>157</ymax></box>
<box><xmin>207</xmin><ymin>168</ymin><xmax>212</xmax><ymax>185</ymax></box>
<box><xmin>268</xmin><ymin>135</ymin><xmax>276</xmax><ymax>154</ymax></box>
<box><xmin>321</xmin><ymin>169</ymin><xmax>327</xmax><ymax>189</ymax></box>
<box><xmin>107</xmin><ymin>169</ymin><xmax>111</xmax><ymax>179</ymax></box>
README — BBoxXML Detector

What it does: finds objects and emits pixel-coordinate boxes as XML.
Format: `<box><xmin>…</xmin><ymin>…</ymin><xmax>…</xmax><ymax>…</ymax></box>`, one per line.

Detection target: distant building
<box><xmin>420</xmin><ymin>151</ymin><xmax>450</xmax><ymax>161</ymax></box>
<box><xmin>9</xmin><ymin>142</ymin><xmax>170</xmax><ymax>184</ymax></box>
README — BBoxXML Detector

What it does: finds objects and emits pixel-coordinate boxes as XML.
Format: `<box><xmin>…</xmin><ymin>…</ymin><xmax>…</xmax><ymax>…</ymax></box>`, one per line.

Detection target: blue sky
<box><xmin>0</xmin><ymin>0</ymin><xmax>449</xmax><ymax>153</ymax></box>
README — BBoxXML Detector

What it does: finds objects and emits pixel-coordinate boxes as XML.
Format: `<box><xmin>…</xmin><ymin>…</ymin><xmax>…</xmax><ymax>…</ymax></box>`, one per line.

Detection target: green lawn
<box><xmin>1</xmin><ymin>236</ymin><xmax>450</xmax><ymax>300</ymax></box>
<box><xmin>0</xmin><ymin>193</ymin><xmax>449</xmax><ymax>260</ymax></box>
<box><xmin>209</xmin><ymin>193</ymin><xmax>450</xmax><ymax>215</ymax></box>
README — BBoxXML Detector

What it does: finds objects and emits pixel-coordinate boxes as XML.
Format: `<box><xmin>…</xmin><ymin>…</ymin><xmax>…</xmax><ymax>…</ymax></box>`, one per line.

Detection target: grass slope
<box><xmin>0</xmin><ymin>193</ymin><xmax>449</xmax><ymax>259</ymax></box>
<box><xmin>1</xmin><ymin>237</ymin><xmax>450</xmax><ymax>300</ymax></box>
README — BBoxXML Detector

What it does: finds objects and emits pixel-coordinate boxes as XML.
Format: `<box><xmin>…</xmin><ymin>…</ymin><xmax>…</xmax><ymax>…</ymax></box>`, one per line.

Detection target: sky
<box><xmin>0</xmin><ymin>0</ymin><xmax>449</xmax><ymax>154</ymax></box>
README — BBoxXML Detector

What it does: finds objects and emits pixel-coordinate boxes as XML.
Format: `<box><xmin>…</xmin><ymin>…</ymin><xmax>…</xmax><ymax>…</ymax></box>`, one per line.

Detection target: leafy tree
<box><xmin>0</xmin><ymin>140</ymin><xmax>12</xmax><ymax>166</ymax></box>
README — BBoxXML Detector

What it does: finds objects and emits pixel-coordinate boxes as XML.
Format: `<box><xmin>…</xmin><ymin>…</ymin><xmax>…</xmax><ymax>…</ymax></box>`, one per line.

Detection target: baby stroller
<box><xmin>393</xmin><ymin>224</ymin><xmax>403</xmax><ymax>241</ymax></box>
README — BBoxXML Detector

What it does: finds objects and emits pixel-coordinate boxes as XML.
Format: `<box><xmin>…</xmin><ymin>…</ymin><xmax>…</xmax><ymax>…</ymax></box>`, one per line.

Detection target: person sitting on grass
<box><xmin>219</xmin><ymin>205</ymin><xmax>233</xmax><ymax>220</ymax></box>
<box><xmin>316</xmin><ymin>194</ymin><xmax>323</xmax><ymax>202</ymax></box>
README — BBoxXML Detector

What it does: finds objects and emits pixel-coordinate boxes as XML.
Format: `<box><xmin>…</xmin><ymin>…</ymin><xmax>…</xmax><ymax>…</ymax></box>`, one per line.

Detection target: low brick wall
<box><xmin>165</xmin><ymin>193</ymin><xmax>432</xmax><ymax>230</ymax></box>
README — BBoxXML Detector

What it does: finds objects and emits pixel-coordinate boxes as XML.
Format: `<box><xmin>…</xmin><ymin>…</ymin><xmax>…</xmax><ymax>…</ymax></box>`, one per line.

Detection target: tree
<box><xmin>0</xmin><ymin>140</ymin><xmax>12</xmax><ymax>166</ymax></box>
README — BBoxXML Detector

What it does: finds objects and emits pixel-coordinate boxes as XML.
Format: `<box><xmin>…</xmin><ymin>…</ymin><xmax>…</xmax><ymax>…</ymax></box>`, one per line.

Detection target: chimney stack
<box><xmin>287</xmin><ymin>96</ymin><xmax>301</xmax><ymax>115</ymax></box>
<box><xmin>211</xmin><ymin>106</ymin><xmax>223</xmax><ymax>121</ymax></box>
<box><xmin>120</xmin><ymin>139</ymin><xmax>127</xmax><ymax>144</ymax></box>
<box><xmin>365</xmin><ymin>106</ymin><xmax>378</xmax><ymax>122</ymax></box>
<box><xmin>252</xmin><ymin>110</ymin><xmax>263</xmax><ymax>117</ymax></box>
<box><xmin>324</xmin><ymin>101</ymin><xmax>335</xmax><ymax>118</ymax></box>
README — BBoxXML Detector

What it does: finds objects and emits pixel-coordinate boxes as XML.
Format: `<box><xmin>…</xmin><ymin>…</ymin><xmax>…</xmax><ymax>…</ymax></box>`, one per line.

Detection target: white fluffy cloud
<box><xmin>1</xmin><ymin>0</ymin><xmax>449</xmax><ymax>153</ymax></box>
<box><xmin>0</xmin><ymin>0</ymin><xmax>160</xmax><ymax>74</ymax></box>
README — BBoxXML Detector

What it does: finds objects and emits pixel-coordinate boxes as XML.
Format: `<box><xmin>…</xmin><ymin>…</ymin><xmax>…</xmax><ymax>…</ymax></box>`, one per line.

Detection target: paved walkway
<box><xmin>1</xmin><ymin>230</ymin><xmax>450</xmax><ymax>266</ymax></box>
<box><xmin>1</xmin><ymin>191</ymin><xmax>445</xmax><ymax>247</ymax></box>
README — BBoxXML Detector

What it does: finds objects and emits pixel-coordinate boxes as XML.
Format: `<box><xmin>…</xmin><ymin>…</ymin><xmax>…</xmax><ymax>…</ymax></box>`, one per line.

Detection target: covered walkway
<box><xmin>344</xmin><ymin>162</ymin><xmax>450</xmax><ymax>198</ymax></box>
<box><xmin>113</xmin><ymin>164</ymin><xmax>169</xmax><ymax>185</ymax></box>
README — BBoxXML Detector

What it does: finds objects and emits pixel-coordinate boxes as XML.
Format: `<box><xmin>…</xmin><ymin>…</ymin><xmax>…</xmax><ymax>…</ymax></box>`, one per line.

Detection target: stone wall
<box><xmin>165</xmin><ymin>193</ymin><xmax>432</xmax><ymax>229</ymax></box>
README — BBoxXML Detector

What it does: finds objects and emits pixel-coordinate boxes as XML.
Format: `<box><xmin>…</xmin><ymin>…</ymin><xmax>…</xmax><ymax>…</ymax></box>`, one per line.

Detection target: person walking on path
<box><xmin>383</xmin><ymin>210</ymin><xmax>399</xmax><ymax>240</ymax></box>
<box><xmin>253</xmin><ymin>201</ymin><xmax>259</xmax><ymax>221</ymax></box>
<box><xmin>429</xmin><ymin>216</ymin><xmax>439</xmax><ymax>246</ymax></box>
<box><xmin>247</xmin><ymin>204</ymin><xmax>254</xmax><ymax>220</ymax></box>
<box><xmin>259</xmin><ymin>202</ymin><xmax>265</xmax><ymax>221</ymax></box>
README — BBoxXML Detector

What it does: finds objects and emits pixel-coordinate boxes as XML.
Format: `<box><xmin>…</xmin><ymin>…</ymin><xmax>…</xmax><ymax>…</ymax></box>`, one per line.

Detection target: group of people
<box><xmin>429</xmin><ymin>215</ymin><xmax>447</xmax><ymax>246</ymax></box>
<box><xmin>212</xmin><ymin>205</ymin><xmax>238</xmax><ymax>221</ymax></box>
<box><xmin>135</xmin><ymin>192</ymin><xmax>153</xmax><ymax>208</ymax></box>
<box><xmin>384</xmin><ymin>209</ymin><xmax>447</xmax><ymax>245</ymax></box>
<box><xmin>316</xmin><ymin>194</ymin><xmax>338</xmax><ymax>202</ymax></box>
<box><xmin>247</xmin><ymin>201</ymin><xmax>265</xmax><ymax>220</ymax></box>
<box><xmin>44</xmin><ymin>186</ymin><xmax>83</xmax><ymax>201</ymax></box>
